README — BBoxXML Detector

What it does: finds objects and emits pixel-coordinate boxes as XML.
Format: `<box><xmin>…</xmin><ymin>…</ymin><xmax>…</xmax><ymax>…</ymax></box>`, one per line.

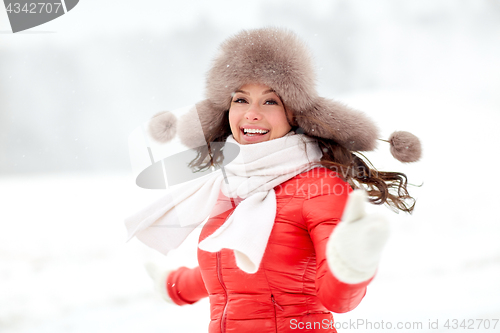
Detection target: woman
<box><xmin>126</xmin><ymin>28</ymin><xmax>421</xmax><ymax>333</ymax></box>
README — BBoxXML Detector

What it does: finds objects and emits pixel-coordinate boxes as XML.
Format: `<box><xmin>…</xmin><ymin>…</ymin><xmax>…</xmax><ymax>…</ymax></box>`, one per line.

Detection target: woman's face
<box><xmin>229</xmin><ymin>83</ymin><xmax>292</xmax><ymax>145</ymax></box>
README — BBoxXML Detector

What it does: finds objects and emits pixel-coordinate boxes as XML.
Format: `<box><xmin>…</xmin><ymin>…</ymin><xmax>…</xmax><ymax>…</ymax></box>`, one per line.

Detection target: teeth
<box><xmin>243</xmin><ymin>128</ymin><xmax>269</xmax><ymax>134</ymax></box>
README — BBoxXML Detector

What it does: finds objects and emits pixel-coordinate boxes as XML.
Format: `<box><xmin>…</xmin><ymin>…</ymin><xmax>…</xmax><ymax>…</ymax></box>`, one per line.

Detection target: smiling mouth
<box><xmin>241</xmin><ymin>128</ymin><xmax>270</xmax><ymax>136</ymax></box>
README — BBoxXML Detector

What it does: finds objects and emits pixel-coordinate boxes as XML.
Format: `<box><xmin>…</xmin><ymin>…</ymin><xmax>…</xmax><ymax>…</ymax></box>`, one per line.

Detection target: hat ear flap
<box><xmin>178</xmin><ymin>99</ymin><xmax>225</xmax><ymax>149</ymax></box>
<box><xmin>295</xmin><ymin>97</ymin><xmax>379</xmax><ymax>151</ymax></box>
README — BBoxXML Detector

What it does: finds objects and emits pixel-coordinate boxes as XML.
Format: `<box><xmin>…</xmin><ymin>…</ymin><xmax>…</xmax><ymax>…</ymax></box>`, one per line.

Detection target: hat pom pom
<box><xmin>388</xmin><ymin>131</ymin><xmax>422</xmax><ymax>163</ymax></box>
<box><xmin>148</xmin><ymin>111</ymin><xmax>177</xmax><ymax>143</ymax></box>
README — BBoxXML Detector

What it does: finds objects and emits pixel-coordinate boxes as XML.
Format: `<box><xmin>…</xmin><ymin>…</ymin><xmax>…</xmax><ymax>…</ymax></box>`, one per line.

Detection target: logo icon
<box><xmin>3</xmin><ymin>0</ymin><xmax>79</xmax><ymax>33</ymax></box>
<box><xmin>128</xmin><ymin>105</ymin><xmax>241</xmax><ymax>190</ymax></box>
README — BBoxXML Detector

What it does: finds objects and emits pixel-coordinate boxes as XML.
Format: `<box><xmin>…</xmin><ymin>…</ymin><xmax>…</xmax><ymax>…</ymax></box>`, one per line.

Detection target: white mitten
<box><xmin>144</xmin><ymin>261</ymin><xmax>174</xmax><ymax>303</ymax></box>
<box><xmin>326</xmin><ymin>190</ymin><xmax>390</xmax><ymax>284</ymax></box>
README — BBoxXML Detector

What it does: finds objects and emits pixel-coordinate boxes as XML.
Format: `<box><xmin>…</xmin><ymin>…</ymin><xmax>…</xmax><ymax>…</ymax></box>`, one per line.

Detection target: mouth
<box><xmin>240</xmin><ymin>127</ymin><xmax>270</xmax><ymax>137</ymax></box>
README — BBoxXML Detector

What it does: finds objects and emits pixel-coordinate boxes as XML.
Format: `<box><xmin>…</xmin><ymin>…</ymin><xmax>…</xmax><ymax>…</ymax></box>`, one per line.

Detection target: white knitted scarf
<box><xmin>125</xmin><ymin>133</ymin><xmax>322</xmax><ymax>273</ymax></box>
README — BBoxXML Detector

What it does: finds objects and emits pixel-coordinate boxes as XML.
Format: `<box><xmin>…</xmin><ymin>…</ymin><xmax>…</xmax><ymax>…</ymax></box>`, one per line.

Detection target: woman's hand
<box><xmin>326</xmin><ymin>190</ymin><xmax>390</xmax><ymax>284</ymax></box>
<box><xmin>144</xmin><ymin>261</ymin><xmax>174</xmax><ymax>303</ymax></box>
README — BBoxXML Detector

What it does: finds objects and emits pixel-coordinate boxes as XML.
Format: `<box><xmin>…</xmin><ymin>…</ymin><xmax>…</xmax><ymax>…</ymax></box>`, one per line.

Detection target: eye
<box><xmin>232</xmin><ymin>98</ymin><xmax>248</xmax><ymax>104</ymax></box>
<box><xmin>265</xmin><ymin>99</ymin><xmax>278</xmax><ymax>105</ymax></box>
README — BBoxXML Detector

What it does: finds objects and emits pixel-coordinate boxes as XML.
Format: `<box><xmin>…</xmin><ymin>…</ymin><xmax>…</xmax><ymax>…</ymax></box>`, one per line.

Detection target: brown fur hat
<box><xmin>198</xmin><ymin>27</ymin><xmax>379</xmax><ymax>151</ymax></box>
<box><xmin>170</xmin><ymin>27</ymin><xmax>420</xmax><ymax>161</ymax></box>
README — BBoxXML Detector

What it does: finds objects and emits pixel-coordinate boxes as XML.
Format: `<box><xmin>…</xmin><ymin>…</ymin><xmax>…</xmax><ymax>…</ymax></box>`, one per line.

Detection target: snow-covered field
<box><xmin>0</xmin><ymin>173</ymin><xmax>210</xmax><ymax>332</ymax></box>
<box><xmin>2</xmin><ymin>1</ymin><xmax>500</xmax><ymax>331</ymax></box>
<box><xmin>1</xmin><ymin>91</ymin><xmax>499</xmax><ymax>333</ymax></box>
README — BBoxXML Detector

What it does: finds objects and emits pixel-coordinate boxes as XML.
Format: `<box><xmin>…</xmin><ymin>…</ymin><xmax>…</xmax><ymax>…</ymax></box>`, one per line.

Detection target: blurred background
<box><xmin>1</xmin><ymin>0</ymin><xmax>499</xmax><ymax>332</ymax></box>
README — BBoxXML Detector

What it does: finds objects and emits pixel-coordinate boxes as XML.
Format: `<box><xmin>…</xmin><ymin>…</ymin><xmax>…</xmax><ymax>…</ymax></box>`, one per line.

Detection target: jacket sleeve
<box><xmin>302</xmin><ymin>178</ymin><xmax>374</xmax><ymax>313</ymax></box>
<box><xmin>166</xmin><ymin>266</ymin><xmax>209</xmax><ymax>305</ymax></box>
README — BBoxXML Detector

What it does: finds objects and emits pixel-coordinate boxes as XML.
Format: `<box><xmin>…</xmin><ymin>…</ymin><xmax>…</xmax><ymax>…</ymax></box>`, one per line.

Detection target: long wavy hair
<box><xmin>189</xmin><ymin>108</ymin><xmax>415</xmax><ymax>214</ymax></box>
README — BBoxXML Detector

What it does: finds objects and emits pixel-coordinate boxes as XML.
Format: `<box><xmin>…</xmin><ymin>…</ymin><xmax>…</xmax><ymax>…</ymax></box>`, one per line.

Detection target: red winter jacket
<box><xmin>167</xmin><ymin>168</ymin><xmax>373</xmax><ymax>333</ymax></box>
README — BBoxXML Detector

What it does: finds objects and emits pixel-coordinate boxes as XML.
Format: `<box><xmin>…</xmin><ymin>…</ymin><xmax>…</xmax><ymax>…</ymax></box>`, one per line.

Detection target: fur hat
<box><xmin>150</xmin><ymin>27</ymin><xmax>421</xmax><ymax>163</ymax></box>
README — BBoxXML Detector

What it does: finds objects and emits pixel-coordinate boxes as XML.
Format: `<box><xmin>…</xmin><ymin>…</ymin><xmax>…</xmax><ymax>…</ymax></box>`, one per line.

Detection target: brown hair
<box><xmin>313</xmin><ymin>137</ymin><xmax>415</xmax><ymax>213</ymax></box>
<box><xmin>189</xmin><ymin>110</ymin><xmax>415</xmax><ymax>214</ymax></box>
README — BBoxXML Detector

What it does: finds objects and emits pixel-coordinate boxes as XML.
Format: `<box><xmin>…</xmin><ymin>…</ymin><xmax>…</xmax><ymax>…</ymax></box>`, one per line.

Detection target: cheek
<box><xmin>270</xmin><ymin>112</ymin><xmax>292</xmax><ymax>132</ymax></box>
<box><xmin>228</xmin><ymin>110</ymin><xmax>240</xmax><ymax>134</ymax></box>
<box><xmin>228</xmin><ymin>110</ymin><xmax>236</xmax><ymax>127</ymax></box>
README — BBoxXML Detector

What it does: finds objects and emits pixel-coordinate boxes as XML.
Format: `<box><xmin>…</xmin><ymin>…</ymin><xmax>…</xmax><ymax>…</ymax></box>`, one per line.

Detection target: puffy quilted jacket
<box><xmin>167</xmin><ymin>168</ymin><xmax>373</xmax><ymax>332</ymax></box>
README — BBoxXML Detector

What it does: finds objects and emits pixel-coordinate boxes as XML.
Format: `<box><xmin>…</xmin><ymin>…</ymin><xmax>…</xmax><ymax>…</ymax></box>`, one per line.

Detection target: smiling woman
<box><xmin>229</xmin><ymin>83</ymin><xmax>292</xmax><ymax>144</ymax></box>
<box><xmin>125</xmin><ymin>27</ymin><xmax>422</xmax><ymax>333</ymax></box>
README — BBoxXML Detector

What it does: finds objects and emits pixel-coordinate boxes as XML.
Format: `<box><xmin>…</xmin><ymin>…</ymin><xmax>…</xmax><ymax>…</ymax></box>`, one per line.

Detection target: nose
<box><xmin>245</xmin><ymin>103</ymin><xmax>262</xmax><ymax>121</ymax></box>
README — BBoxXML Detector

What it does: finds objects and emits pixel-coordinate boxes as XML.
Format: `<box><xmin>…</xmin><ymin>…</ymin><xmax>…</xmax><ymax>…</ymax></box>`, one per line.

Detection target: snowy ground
<box><xmin>1</xmin><ymin>91</ymin><xmax>499</xmax><ymax>333</ymax></box>
<box><xmin>2</xmin><ymin>0</ymin><xmax>500</xmax><ymax>331</ymax></box>
<box><xmin>0</xmin><ymin>173</ymin><xmax>209</xmax><ymax>333</ymax></box>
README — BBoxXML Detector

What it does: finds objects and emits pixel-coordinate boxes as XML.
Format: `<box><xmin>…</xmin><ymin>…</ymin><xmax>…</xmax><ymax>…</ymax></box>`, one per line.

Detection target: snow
<box><xmin>0</xmin><ymin>173</ymin><xmax>209</xmax><ymax>332</ymax></box>
<box><xmin>1</xmin><ymin>90</ymin><xmax>499</xmax><ymax>332</ymax></box>
<box><xmin>1</xmin><ymin>0</ymin><xmax>500</xmax><ymax>332</ymax></box>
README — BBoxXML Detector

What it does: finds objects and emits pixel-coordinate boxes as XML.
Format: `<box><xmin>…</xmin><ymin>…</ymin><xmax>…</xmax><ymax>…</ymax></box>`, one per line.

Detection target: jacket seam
<box><xmin>301</xmin><ymin>255</ymin><xmax>313</xmax><ymax>314</ymax></box>
<box><xmin>261</xmin><ymin>262</ymin><xmax>278</xmax><ymax>331</ymax></box>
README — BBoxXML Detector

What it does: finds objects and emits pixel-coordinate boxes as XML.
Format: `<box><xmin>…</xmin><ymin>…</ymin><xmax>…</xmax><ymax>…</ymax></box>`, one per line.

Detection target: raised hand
<box><xmin>326</xmin><ymin>190</ymin><xmax>390</xmax><ymax>284</ymax></box>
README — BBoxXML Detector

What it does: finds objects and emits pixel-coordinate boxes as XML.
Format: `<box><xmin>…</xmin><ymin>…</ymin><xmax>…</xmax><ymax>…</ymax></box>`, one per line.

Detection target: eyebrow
<box><xmin>234</xmin><ymin>89</ymin><xmax>276</xmax><ymax>95</ymax></box>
